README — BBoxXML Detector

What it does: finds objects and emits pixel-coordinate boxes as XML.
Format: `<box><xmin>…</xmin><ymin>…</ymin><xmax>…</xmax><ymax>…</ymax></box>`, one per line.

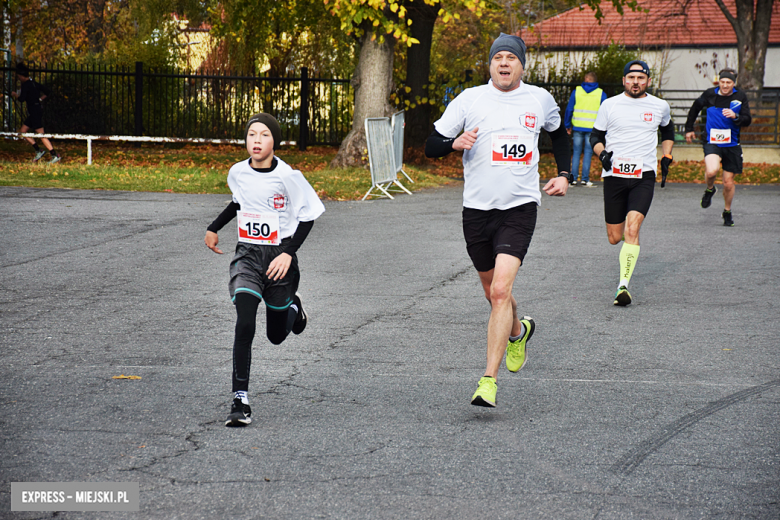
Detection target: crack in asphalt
<box><xmin>610</xmin><ymin>378</ymin><xmax>780</xmax><ymax>476</ymax></box>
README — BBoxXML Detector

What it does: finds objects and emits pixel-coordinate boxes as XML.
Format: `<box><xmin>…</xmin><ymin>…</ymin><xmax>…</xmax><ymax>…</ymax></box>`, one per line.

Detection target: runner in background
<box><xmin>684</xmin><ymin>69</ymin><xmax>751</xmax><ymax>227</ymax></box>
<box><xmin>590</xmin><ymin>60</ymin><xmax>674</xmax><ymax>306</ymax></box>
<box><xmin>10</xmin><ymin>63</ymin><xmax>61</xmax><ymax>163</ymax></box>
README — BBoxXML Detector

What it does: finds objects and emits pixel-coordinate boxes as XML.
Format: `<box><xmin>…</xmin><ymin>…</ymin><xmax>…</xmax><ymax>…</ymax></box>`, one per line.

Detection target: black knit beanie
<box><xmin>245</xmin><ymin>113</ymin><xmax>281</xmax><ymax>150</ymax></box>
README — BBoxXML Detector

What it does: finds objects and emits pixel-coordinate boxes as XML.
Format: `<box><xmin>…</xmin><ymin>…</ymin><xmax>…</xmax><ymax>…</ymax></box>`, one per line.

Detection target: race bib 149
<box><xmin>491</xmin><ymin>133</ymin><xmax>534</xmax><ymax>166</ymax></box>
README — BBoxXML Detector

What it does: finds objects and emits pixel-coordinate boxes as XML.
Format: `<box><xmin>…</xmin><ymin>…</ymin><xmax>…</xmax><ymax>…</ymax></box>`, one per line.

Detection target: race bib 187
<box><xmin>237</xmin><ymin>211</ymin><xmax>280</xmax><ymax>245</ymax></box>
<box><xmin>709</xmin><ymin>128</ymin><xmax>732</xmax><ymax>144</ymax></box>
<box><xmin>611</xmin><ymin>156</ymin><xmax>643</xmax><ymax>178</ymax></box>
<box><xmin>491</xmin><ymin>133</ymin><xmax>534</xmax><ymax>166</ymax></box>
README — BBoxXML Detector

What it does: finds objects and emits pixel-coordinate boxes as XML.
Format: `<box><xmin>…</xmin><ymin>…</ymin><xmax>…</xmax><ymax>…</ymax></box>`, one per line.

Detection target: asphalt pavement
<box><xmin>1</xmin><ymin>181</ymin><xmax>778</xmax><ymax>519</ymax></box>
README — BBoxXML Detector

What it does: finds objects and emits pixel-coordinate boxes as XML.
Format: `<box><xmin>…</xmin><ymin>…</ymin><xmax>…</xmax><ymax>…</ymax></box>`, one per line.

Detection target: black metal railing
<box><xmin>1</xmin><ymin>62</ymin><xmax>353</xmax><ymax>149</ymax></box>
<box><xmin>529</xmin><ymin>83</ymin><xmax>779</xmax><ymax>148</ymax></box>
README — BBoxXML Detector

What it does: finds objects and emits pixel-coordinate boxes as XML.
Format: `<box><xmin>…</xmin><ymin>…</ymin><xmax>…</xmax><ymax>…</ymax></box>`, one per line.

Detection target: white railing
<box><xmin>0</xmin><ymin>132</ymin><xmax>296</xmax><ymax>165</ymax></box>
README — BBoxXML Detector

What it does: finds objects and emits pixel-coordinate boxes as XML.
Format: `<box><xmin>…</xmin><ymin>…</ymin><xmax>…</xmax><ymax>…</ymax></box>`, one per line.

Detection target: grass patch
<box><xmin>0</xmin><ymin>140</ymin><xmax>461</xmax><ymax>199</ymax></box>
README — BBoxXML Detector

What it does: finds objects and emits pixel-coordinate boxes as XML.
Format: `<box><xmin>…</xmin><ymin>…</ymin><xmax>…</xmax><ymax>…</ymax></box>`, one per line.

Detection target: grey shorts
<box><xmin>228</xmin><ymin>240</ymin><xmax>299</xmax><ymax>310</ymax></box>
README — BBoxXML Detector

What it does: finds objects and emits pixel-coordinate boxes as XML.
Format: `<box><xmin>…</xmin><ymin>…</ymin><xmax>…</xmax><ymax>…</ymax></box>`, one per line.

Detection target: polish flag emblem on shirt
<box><xmin>642</xmin><ymin>112</ymin><xmax>654</xmax><ymax>123</ymax></box>
<box><xmin>523</xmin><ymin>113</ymin><xmax>537</xmax><ymax>130</ymax></box>
<box><xmin>272</xmin><ymin>194</ymin><xmax>286</xmax><ymax>209</ymax></box>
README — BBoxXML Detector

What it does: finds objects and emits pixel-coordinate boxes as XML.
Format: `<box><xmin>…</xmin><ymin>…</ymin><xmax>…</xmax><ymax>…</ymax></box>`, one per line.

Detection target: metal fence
<box><xmin>529</xmin><ymin>83</ymin><xmax>780</xmax><ymax>148</ymax></box>
<box><xmin>1</xmin><ymin>62</ymin><xmax>353</xmax><ymax>149</ymax></box>
<box><xmin>654</xmin><ymin>89</ymin><xmax>780</xmax><ymax>145</ymax></box>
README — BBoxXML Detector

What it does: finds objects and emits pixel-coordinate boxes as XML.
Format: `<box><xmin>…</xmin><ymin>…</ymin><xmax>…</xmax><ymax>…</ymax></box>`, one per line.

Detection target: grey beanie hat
<box><xmin>245</xmin><ymin>113</ymin><xmax>281</xmax><ymax>150</ymax></box>
<box><xmin>489</xmin><ymin>33</ymin><xmax>527</xmax><ymax>68</ymax></box>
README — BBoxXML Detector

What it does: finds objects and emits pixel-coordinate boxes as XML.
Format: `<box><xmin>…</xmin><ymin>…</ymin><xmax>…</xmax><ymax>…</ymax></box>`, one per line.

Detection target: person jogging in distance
<box><xmin>684</xmin><ymin>68</ymin><xmax>751</xmax><ymax>227</ymax></box>
<box><xmin>10</xmin><ymin>63</ymin><xmax>60</xmax><ymax>163</ymax></box>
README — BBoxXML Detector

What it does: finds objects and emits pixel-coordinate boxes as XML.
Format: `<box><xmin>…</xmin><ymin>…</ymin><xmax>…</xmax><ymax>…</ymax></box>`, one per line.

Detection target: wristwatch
<box><xmin>558</xmin><ymin>172</ymin><xmax>573</xmax><ymax>183</ymax></box>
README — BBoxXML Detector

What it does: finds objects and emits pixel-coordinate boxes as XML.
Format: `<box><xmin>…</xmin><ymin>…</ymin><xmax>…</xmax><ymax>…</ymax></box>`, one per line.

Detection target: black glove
<box><xmin>660</xmin><ymin>155</ymin><xmax>673</xmax><ymax>188</ymax></box>
<box><xmin>599</xmin><ymin>150</ymin><xmax>613</xmax><ymax>172</ymax></box>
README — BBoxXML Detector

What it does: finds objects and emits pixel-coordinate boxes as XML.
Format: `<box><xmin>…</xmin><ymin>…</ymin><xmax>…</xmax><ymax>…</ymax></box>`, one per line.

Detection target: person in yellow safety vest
<box><xmin>564</xmin><ymin>71</ymin><xmax>607</xmax><ymax>186</ymax></box>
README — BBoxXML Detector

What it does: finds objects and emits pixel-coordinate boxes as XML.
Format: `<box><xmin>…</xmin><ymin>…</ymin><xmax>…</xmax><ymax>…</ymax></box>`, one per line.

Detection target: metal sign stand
<box><xmin>362</xmin><ymin>117</ymin><xmax>412</xmax><ymax>200</ymax></box>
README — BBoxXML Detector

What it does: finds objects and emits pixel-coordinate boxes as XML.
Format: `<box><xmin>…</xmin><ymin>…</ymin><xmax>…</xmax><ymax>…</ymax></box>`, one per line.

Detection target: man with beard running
<box><xmin>590</xmin><ymin>60</ymin><xmax>674</xmax><ymax>306</ymax></box>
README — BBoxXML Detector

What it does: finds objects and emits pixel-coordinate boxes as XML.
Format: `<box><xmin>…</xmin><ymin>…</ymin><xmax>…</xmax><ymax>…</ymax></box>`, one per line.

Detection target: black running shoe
<box><xmin>722</xmin><ymin>210</ymin><xmax>734</xmax><ymax>227</ymax></box>
<box><xmin>291</xmin><ymin>292</ymin><xmax>307</xmax><ymax>335</ymax></box>
<box><xmin>225</xmin><ymin>398</ymin><xmax>252</xmax><ymax>427</ymax></box>
<box><xmin>613</xmin><ymin>286</ymin><xmax>632</xmax><ymax>306</ymax></box>
<box><xmin>701</xmin><ymin>186</ymin><xmax>716</xmax><ymax>208</ymax></box>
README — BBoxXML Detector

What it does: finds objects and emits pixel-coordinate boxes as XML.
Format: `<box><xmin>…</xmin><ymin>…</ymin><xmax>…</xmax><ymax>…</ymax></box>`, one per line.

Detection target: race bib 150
<box><xmin>491</xmin><ymin>133</ymin><xmax>534</xmax><ymax>166</ymax></box>
<box><xmin>237</xmin><ymin>211</ymin><xmax>280</xmax><ymax>245</ymax></box>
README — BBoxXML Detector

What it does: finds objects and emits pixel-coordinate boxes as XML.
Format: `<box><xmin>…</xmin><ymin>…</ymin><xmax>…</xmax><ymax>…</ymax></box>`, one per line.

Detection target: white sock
<box><xmin>234</xmin><ymin>391</ymin><xmax>248</xmax><ymax>404</ymax></box>
<box><xmin>509</xmin><ymin>322</ymin><xmax>526</xmax><ymax>342</ymax></box>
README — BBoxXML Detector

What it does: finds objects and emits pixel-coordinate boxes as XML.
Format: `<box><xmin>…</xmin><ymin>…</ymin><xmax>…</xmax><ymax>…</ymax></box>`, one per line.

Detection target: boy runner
<box><xmin>205</xmin><ymin>113</ymin><xmax>325</xmax><ymax>426</ymax></box>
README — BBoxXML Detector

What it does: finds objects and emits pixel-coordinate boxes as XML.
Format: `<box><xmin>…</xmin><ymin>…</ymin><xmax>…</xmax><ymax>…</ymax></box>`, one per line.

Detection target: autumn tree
<box><xmin>582</xmin><ymin>0</ymin><xmax>775</xmax><ymax>90</ymax></box>
<box><xmin>205</xmin><ymin>0</ymin><xmax>352</xmax><ymax>76</ymax></box>
<box><xmin>327</xmin><ymin>0</ymin><xmax>485</xmax><ymax>168</ymax></box>
<box><xmin>6</xmin><ymin>0</ymin><xmax>143</xmax><ymax>64</ymax></box>
<box><xmin>710</xmin><ymin>0</ymin><xmax>775</xmax><ymax>90</ymax></box>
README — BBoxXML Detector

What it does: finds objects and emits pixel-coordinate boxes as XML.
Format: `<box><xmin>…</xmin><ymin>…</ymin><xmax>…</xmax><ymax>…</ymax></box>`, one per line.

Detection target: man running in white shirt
<box><xmin>590</xmin><ymin>60</ymin><xmax>674</xmax><ymax>306</ymax></box>
<box><xmin>425</xmin><ymin>33</ymin><xmax>572</xmax><ymax>408</ymax></box>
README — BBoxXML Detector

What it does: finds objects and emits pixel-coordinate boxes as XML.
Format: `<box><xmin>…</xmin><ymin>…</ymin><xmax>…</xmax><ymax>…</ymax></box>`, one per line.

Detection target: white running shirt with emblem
<box><xmin>227</xmin><ymin>157</ymin><xmax>325</xmax><ymax>239</ymax></box>
<box><xmin>593</xmin><ymin>93</ymin><xmax>672</xmax><ymax>177</ymax></box>
<box><xmin>434</xmin><ymin>80</ymin><xmax>562</xmax><ymax>210</ymax></box>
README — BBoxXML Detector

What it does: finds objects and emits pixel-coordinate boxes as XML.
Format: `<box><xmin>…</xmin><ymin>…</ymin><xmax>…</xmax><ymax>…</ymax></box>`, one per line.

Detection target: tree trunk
<box><xmin>713</xmin><ymin>0</ymin><xmax>775</xmax><ymax>90</ymax></box>
<box><xmin>404</xmin><ymin>2</ymin><xmax>439</xmax><ymax>146</ymax></box>
<box><xmin>330</xmin><ymin>30</ymin><xmax>395</xmax><ymax>169</ymax></box>
<box><xmin>88</xmin><ymin>0</ymin><xmax>107</xmax><ymax>54</ymax></box>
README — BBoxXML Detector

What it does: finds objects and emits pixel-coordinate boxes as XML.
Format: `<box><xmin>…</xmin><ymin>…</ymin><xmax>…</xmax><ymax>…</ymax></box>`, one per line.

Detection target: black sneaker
<box><xmin>613</xmin><ymin>286</ymin><xmax>632</xmax><ymax>306</ymax></box>
<box><xmin>225</xmin><ymin>398</ymin><xmax>252</xmax><ymax>427</ymax></box>
<box><xmin>701</xmin><ymin>186</ymin><xmax>716</xmax><ymax>208</ymax></box>
<box><xmin>722</xmin><ymin>210</ymin><xmax>734</xmax><ymax>227</ymax></box>
<box><xmin>291</xmin><ymin>292</ymin><xmax>307</xmax><ymax>335</ymax></box>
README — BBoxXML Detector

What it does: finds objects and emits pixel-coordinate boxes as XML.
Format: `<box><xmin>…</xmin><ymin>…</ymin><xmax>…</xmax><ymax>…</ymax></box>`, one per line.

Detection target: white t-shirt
<box><xmin>434</xmin><ymin>81</ymin><xmax>562</xmax><ymax>210</ymax></box>
<box><xmin>227</xmin><ymin>157</ymin><xmax>325</xmax><ymax>239</ymax></box>
<box><xmin>593</xmin><ymin>93</ymin><xmax>672</xmax><ymax>178</ymax></box>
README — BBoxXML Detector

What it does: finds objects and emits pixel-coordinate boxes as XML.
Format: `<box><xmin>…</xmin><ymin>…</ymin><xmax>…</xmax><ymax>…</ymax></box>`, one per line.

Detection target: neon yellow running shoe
<box><xmin>506</xmin><ymin>316</ymin><xmax>535</xmax><ymax>373</ymax></box>
<box><xmin>470</xmin><ymin>376</ymin><xmax>497</xmax><ymax>407</ymax></box>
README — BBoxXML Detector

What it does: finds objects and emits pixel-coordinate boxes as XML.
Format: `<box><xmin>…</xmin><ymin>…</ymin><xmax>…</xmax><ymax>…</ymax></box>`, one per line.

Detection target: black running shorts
<box><xmin>462</xmin><ymin>202</ymin><xmax>537</xmax><ymax>272</ymax></box>
<box><xmin>703</xmin><ymin>143</ymin><xmax>743</xmax><ymax>174</ymax></box>
<box><xmin>603</xmin><ymin>171</ymin><xmax>656</xmax><ymax>225</ymax></box>
<box><xmin>228</xmin><ymin>239</ymin><xmax>300</xmax><ymax>310</ymax></box>
<box><xmin>23</xmin><ymin>112</ymin><xmax>43</xmax><ymax>131</ymax></box>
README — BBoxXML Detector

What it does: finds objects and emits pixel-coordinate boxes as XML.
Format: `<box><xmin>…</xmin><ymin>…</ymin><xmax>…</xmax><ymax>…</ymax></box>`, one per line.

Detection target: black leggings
<box><xmin>232</xmin><ymin>292</ymin><xmax>296</xmax><ymax>392</ymax></box>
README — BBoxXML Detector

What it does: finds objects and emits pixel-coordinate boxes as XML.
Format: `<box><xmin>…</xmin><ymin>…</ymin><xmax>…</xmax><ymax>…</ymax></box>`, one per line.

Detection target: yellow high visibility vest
<box><xmin>572</xmin><ymin>86</ymin><xmax>603</xmax><ymax>130</ymax></box>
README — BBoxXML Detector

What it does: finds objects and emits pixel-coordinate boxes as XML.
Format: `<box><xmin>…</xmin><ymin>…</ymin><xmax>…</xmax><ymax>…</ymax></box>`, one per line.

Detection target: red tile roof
<box><xmin>525</xmin><ymin>0</ymin><xmax>780</xmax><ymax>49</ymax></box>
